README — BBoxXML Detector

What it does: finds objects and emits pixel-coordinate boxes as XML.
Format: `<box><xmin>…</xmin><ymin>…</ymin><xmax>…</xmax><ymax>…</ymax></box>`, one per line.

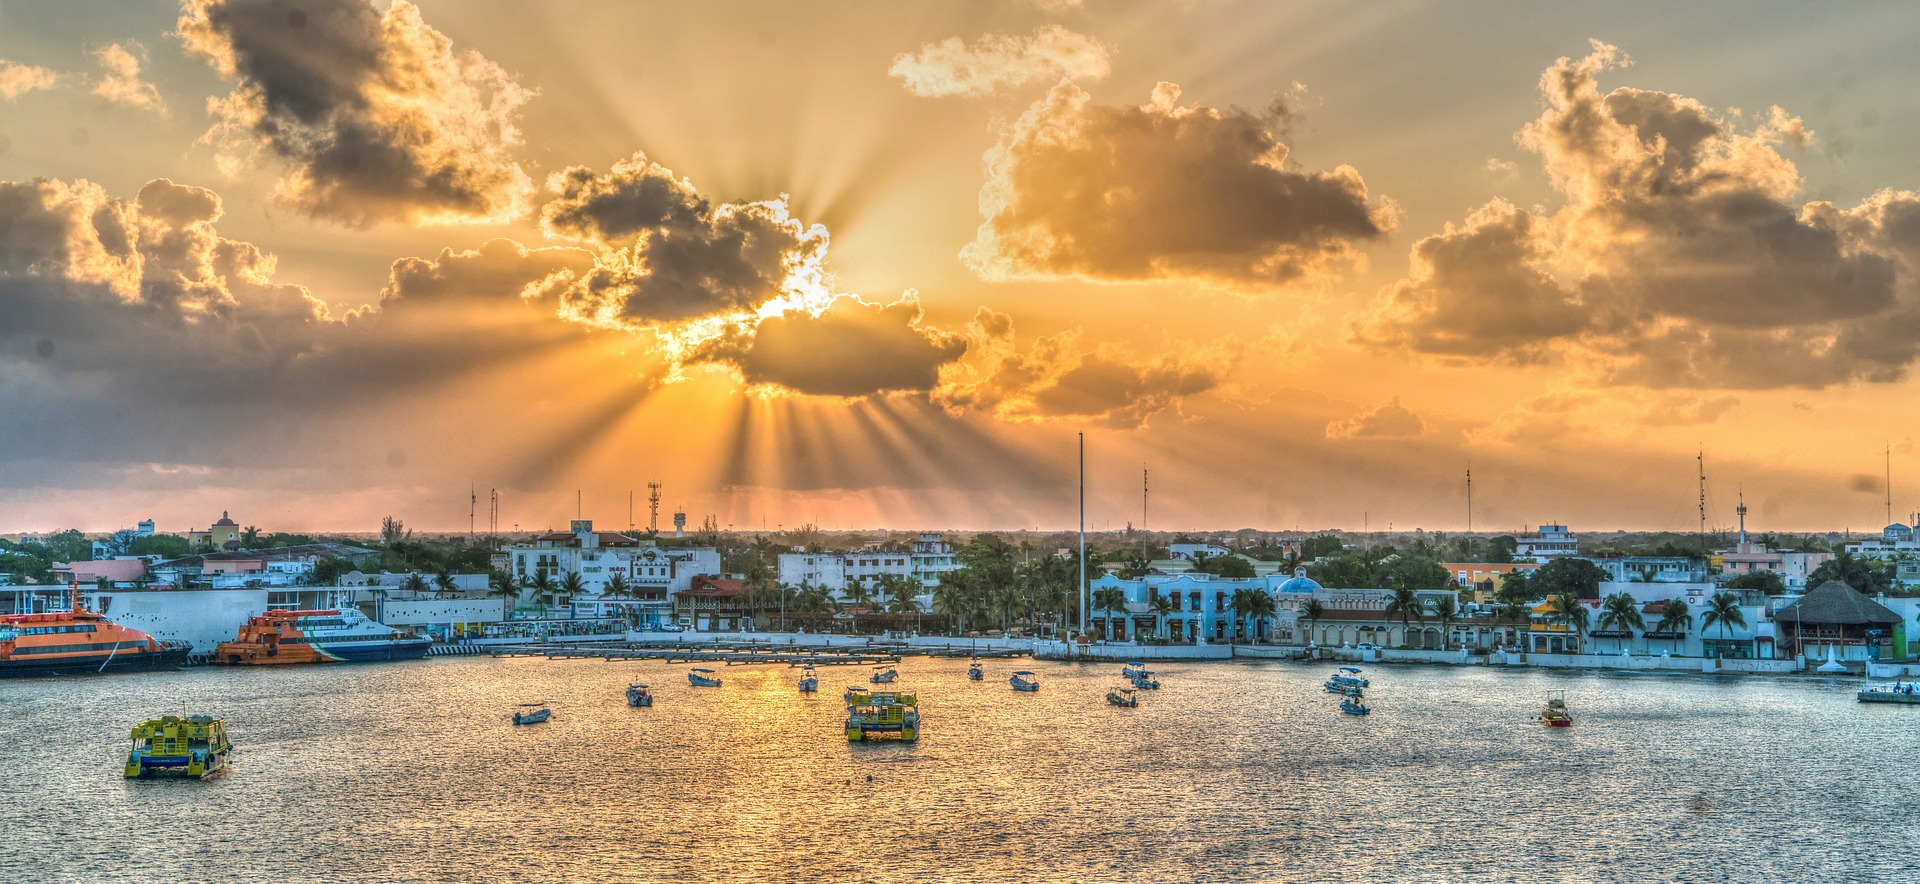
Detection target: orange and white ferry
<box><xmin>212</xmin><ymin>608</ymin><xmax>432</xmax><ymax>665</ymax></box>
<box><xmin>0</xmin><ymin>585</ymin><xmax>191</xmax><ymax>677</ymax></box>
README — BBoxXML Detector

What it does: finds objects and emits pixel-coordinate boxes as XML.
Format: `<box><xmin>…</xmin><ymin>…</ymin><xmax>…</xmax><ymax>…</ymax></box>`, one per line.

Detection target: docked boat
<box><xmin>125</xmin><ymin>714</ymin><xmax>231</xmax><ymax>779</ymax></box>
<box><xmin>0</xmin><ymin>585</ymin><xmax>190</xmax><ymax>677</ymax></box>
<box><xmin>967</xmin><ymin>659</ymin><xmax>984</xmax><ymax>680</ymax></box>
<box><xmin>845</xmin><ymin>689</ymin><xmax>920</xmax><ymax>742</ymax></box>
<box><xmin>627</xmin><ymin>683</ymin><xmax>653</xmax><ymax>707</ymax></box>
<box><xmin>1107</xmin><ymin>686</ymin><xmax>1138</xmax><ymax>708</ymax></box>
<box><xmin>1339</xmin><ymin>698</ymin><xmax>1371</xmax><ymax>716</ymax></box>
<box><xmin>688</xmin><ymin>668</ymin><xmax>723</xmax><ymax>687</ymax></box>
<box><xmin>211</xmin><ymin>608</ymin><xmax>431</xmax><ymax>665</ymax></box>
<box><xmin>1859</xmin><ymin>682</ymin><xmax>1920</xmax><ymax>704</ymax></box>
<box><xmin>1121</xmin><ymin>661</ymin><xmax>1153</xmax><ymax>679</ymax></box>
<box><xmin>1009</xmin><ymin>670</ymin><xmax>1040</xmax><ymax>692</ymax></box>
<box><xmin>1129</xmin><ymin>671</ymin><xmax>1161</xmax><ymax>690</ymax></box>
<box><xmin>513</xmin><ymin>702</ymin><xmax>551</xmax><ymax>725</ymax></box>
<box><xmin>844</xmin><ymin>685</ymin><xmax>871</xmax><ymax>705</ymax></box>
<box><xmin>1540</xmin><ymin>691</ymin><xmax>1573</xmax><ymax>726</ymax></box>
<box><xmin>798</xmin><ymin>664</ymin><xmax>818</xmax><ymax>693</ymax></box>
<box><xmin>870</xmin><ymin>665</ymin><xmax>898</xmax><ymax>684</ymax></box>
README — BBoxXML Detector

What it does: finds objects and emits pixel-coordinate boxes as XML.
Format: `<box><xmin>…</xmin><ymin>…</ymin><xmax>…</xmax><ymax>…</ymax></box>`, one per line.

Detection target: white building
<box><xmin>1168</xmin><ymin>542</ymin><xmax>1234</xmax><ymax>561</ymax></box>
<box><xmin>776</xmin><ymin>533</ymin><xmax>961</xmax><ymax>596</ymax></box>
<box><xmin>1586</xmin><ymin>556</ymin><xmax>1709</xmax><ymax>584</ymax></box>
<box><xmin>503</xmin><ymin>521</ymin><xmax>720</xmax><ymax>629</ymax></box>
<box><xmin>1515</xmin><ymin>524</ymin><xmax>1579</xmax><ymax>563</ymax></box>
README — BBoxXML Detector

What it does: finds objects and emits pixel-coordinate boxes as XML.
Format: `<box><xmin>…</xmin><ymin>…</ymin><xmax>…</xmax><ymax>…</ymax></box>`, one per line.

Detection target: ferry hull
<box><xmin>0</xmin><ymin>644</ymin><xmax>191</xmax><ymax>678</ymax></box>
<box><xmin>314</xmin><ymin>639</ymin><xmax>433</xmax><ymax>663</ymax></box>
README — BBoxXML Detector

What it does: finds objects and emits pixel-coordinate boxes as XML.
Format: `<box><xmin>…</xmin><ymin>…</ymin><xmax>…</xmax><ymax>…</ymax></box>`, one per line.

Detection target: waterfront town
<box><xmin>7</xmin><ymin>503</ymin><xmax>1920</xmax><ymax>677</ymax></box>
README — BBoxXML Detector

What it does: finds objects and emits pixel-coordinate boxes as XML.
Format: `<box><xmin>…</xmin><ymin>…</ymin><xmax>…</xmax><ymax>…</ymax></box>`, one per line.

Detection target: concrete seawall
<box><xmin>1032</xmin><ymin>641</ymin><xmax>1233</xmax><ymax>661</ymax></box>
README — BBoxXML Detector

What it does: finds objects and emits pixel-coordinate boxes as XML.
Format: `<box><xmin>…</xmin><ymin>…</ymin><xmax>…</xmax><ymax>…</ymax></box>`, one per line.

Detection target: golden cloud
<box><xmin>963</xmin><ymin>81</ymin><xmax>1393</xmax><ymax>287</ymax></box>
<box><xmin>889</xmin><ymin>26</ymin><xmax>1110</xmax><ymax>98</ymax></box>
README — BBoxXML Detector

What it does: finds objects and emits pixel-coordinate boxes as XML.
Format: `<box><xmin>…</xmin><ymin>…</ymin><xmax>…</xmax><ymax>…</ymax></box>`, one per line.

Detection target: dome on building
<box><xmin>213</xmin><ymin>510</ymin><xmax>237</xmax><ymax>527</ymax></box>
<box><xmin>1276</xmin><ymin>575</ymin><xmax>1322</xmax><ymax>594</ymax></box>
<box><xmin>1884</xmin><ymin>522</ymin><xmax>1913</xmax><ymax>542</ymax></box>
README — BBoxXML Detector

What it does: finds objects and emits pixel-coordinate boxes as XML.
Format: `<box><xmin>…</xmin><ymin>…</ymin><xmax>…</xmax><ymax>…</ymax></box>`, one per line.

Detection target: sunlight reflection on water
<box><xmin>4</xmin><ymin>657</ymin><xmax>1916</xmax><ymax>882</ymax></box>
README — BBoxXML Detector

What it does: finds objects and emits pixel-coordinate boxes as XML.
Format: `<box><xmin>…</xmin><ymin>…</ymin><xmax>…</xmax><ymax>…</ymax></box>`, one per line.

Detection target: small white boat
<box><xmin>513</xmin><ymin>702</ymin><xmax>551</xmax><ymax>725</ymax></box>
<box><xmin>870</xmin><ymin>665</ymin><xmax>898</xmax><ymax>684</ymax></box>
<box><xmin>1121</xmin><ymin>661</ymin><xmax>1154</xmax><ymax>679</ymax></box>
<box><xmin>1010</xmin><ymin>670</ymin><xmax>1040</xmax><ymax>692</ymax></box>
<box><xmin>688</xmin><ymin>668</ymin><xmax>723</xmax><ymax>687</ymax></box>
<box><xmin>1324</xmin><ymin>679</ymin><xmax>1363</xmax><ymax>696</ymax></box>
<box><xmin>967</xmin><ymin>659</ymin><xmax>984</xmax><ymax>681</ymax></box>
<box><xmin>1328</xmin><ymin>666</ymin><xmax>1369</xmax><ymax>688</ymax></box>
<box><xmin>1339</xmin><ymin>697</ymin><xmax>1370</xmax><ymax>716</ymax></box>
<box><xmin>1107</xmin><ymin>686</ymin><xmax>1137</xmax><ymax>708</ymax></box>
<box><xmin>627</xmin><ymin>683</ymin><xmax>652</xmax><ymax>707</ymax></box>
<box><xmin>798</xmin><ymin>664</ymin><xmax>818</xmax><ymax>693</ymax></box>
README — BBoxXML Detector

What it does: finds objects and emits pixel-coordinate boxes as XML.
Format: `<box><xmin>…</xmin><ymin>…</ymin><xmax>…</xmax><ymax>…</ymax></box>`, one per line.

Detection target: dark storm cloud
<box><xmin>178</xmin><ymin>0</ymin><xmax>534</xmax><ymax>225</ymax></box>
<box><xmin>964</xmin><ymin>81</ymin><xmax>1393</xmax><ymax>286</ymax></box>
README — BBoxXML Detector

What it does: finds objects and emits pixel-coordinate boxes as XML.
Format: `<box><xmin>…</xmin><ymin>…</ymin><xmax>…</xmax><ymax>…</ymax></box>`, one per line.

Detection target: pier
<box><xmin>481</xmin><ymin>638</ymin><xmax>1029</xmax><ymax>666</ymax></box>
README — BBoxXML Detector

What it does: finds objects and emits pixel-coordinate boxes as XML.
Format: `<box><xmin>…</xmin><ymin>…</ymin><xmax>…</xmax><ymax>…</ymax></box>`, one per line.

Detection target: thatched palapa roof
<box><xmin>1776</xmin><ymin>581</ymin><xmax>1902</xmax><ymax>626</ymax></box>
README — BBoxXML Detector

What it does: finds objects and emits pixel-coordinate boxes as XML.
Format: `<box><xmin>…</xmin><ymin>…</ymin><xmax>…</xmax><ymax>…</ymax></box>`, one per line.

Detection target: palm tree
<box><xmin>1545</xmin><ymin>591</ymin><xmax>1590</xmax><ymax>654</ymax></box>
<box><xmin>843</xmin><ymin>578</ymin><xmax>878</xmax><ymax>617</ymax></box>
<box><xmin>1654</xmin><ymin>598</ymin><xmax>1693</xmax><ymax>656</ymax></box>
<box><xmin>792</xmin><ymin>584</ymin><xmax>832</xmax><ymax>631</ymax></box>
<box><xmin>1701</xmin><ymin>591</ymin><xmax>1747</xmax><ymax>659</ymax></box>
<box><xmin>402</xmin><ymin>571</ymin><xmax>430</xmax><ymax>597</ymax></box>
<box><xmin>434</xmin><ymin>568</ymin><xmax>457</xmax><ymax>598</ymax></box>
<box><xmin>1147</xmin><ymin>592</ymin><xmax>1177</xmax><ymax>640</ymax></box>
<box><xmin>1597</xmin><ymin>592</ymin><xmax>1645</xmax><ymax>654</ymax></box>
<box><xmin>1301</xmin><ymin>599</ymin><xmax>1326</xmax><ymax>647</ymax></box>
<box><xmin>1092</xmin><ymin>586</ymin><xmax>1128</xmax><ymax>640</ymax></box>
<box><xmin>1242</xmin><ymin>590</ymin><xmax>1277</xmax><ymax>643</ymax></box>
<box><xmin>525</xmin><ymin>571</ymin><xmax>555</xmax><ymax>616</ymax></box>
<box><xmin>932</xmin><ymin>575</ymin><xmax>976</xmax><ymax>636</ymax></box>
<box><xmin>1384</xmin><ymin>586</ymin><xmax>1423</xmax><ymax>648</ymax></box>
<box><xmin>1430</xmin><ymin>594</ymin><xmax>1458</xmax><ymax>651</ymax></box>
<box><xmin>603</xmin><ymin>573</ymin><xmax>634</xmax><ymax>626</ymax></box>
<box><xmin>988</xmin><ymin>582</ymin><xmax>1025</xmax><ymax>632</ymax></box>
<box><xmin>558</xmin><ymin>572</ymin><xmax>585</xmax><ymax>614</ymax></box>
<box><xmin>489</xmin><ymin>570</ymin><xmax>519</xmax><ymax>621</ymax></box>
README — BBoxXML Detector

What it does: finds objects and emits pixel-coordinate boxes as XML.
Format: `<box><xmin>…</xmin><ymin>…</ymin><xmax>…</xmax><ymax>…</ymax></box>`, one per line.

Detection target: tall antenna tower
<box><xmin>1697</xmin><ymin>448</ymin><xmax>1707</xmax><ymax>552</ymax></box>
<box><xmin>1466</xmin><ymin>462</ymin><xmax>1473</xmax><ymax>533</ymax></box>
<box><xmin>1141</xmin><ymin>465</ymin><xmax>1149</xmax><ymax>558</ymax></box>
<box><xmin>629</xmin><ymin>490</ymin><xmax>635</xmax><ymax>532</ymax></box>
<box><xmin>1887</xmin><ymin>444</ymin><xmax>1893</xmax><ymax>526</ymax></box>
<box><xmin>469</xmin><ymin>485</ymin><xmax>476</xmax><ymax>539</ymax></box>
<box><xmin>489</xmin><ymin>489</ymin><xmax>499</xmax><ymax>537</ymax></box>
<box><xmin>648</xmin><ymin>481</ymin><xmax>663</xmax><ymax>532</ymax></box>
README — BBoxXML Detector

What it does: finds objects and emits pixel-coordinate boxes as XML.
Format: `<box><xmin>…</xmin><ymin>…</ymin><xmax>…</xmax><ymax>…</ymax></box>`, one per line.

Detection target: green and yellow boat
<box><xmin>125</xmin><ymin>715</ymin><xmax>232</xmax><ymax>779</ymax></box>
<box><xmin>846</xmin><ymin>689</ymin><xmax>919</xmax><ymax>742</ymax></box>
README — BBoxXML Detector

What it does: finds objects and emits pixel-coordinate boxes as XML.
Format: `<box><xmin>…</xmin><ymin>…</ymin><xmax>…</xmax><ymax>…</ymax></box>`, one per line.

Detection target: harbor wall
<box><xmin>1481</xmin><ymin>652</ymin><xmax>1800</xmax><ymax>674</ymax></box>
<box><xmin>382</xmin><ymin>598</ymin><xmax>506</xmax><ymax>628</ymax></box>
<box><xmin>1032</xmin><ymin>641</ymin><xmax>1234</xmax><ymax>661</ymax></box>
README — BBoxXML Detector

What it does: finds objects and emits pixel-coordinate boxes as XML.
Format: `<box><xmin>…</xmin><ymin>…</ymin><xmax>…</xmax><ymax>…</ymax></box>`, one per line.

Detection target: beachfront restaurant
<box><xmin>1774</xmin><ymin>580</ymin><xmax>1905</xmax><ymax>664</ymax></box>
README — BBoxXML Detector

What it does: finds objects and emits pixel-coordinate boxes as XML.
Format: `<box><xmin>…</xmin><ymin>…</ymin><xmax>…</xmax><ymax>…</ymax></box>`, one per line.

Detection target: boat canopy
<box><xmin>690</xmin><ymin>667</ymin><xmax>715</xmax><ymax>673</ymax></box>
<box><xmin>1012</xmin><ymin>670</ymin><xmax>1035</xmax><ymax>676</ymax></box>
<box><xmin>1339</xmin><ymin>667</ymin><xmax>1362</xmax><ymax>673</ymax></box>
<box><xmin>517</xmin><ymin>702</ymin><xmax>547</xmax><ymax>707</ymax></box>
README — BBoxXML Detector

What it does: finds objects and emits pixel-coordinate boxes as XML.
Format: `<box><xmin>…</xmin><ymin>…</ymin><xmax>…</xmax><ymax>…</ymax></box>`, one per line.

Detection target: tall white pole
<box><xmin>1079</xmin><ymin>432</ymin><xmax>1087</xmax><ymax>637</ymax></box>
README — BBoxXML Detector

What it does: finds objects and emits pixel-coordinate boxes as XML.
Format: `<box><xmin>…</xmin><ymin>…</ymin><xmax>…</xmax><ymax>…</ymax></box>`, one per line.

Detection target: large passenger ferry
<box><xmin>0</xmin><ymin>586</ymin><xmax>191</xmax><ymax>677</ymax></box>
<box><xmin>212</xmin><ymin>608</ymin><xmax>432</xmax><ymax>665</ymax></box>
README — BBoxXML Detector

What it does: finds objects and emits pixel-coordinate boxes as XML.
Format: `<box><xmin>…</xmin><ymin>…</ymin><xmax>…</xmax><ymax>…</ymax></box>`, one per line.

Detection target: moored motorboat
<box><xmin>870</xmin><ymin>665</ymin><xmax>898</xmax><ymax>684</ymax></box>
<box><xmin>1121</xmin><ymin>661</ymin><xmax>1153</xmax><ymax>679</ymax></box>
<box><xmin>1539</xmin><ymin>691</ymin><xmax>1573</xmax><ymax>726</ymax></box>
<box><xmin>1009</xmin><ymin>670</ymin><xmax>1040</xmax><ymax>692</ymax></box>
<box><xmin>513</xmin><ymin>702</ymin><xmax>551</xmax><ymax>725</ymax></box>
<box><xmin>798</xmin><ymin>664</ymin><xmax>818</xmax><ymax>693</ymax></box>
<box><xmin>967</xmin><ymin>659</ymin><xmax>984</xmax><ymax>681</ymax></box>
<box><xmin>844</xmin><ymin>685</ymin><xmax>871</xmax><ymax>705</ymax></box>
<box><xmin>627</xmin><ymin>683</ymin><xmax>653</xmax><ymax>707</ymax></box>
<box><xmin>1339</xmin><ymin>697</ymin><xmax>1371</xmax><ymax>716</ymax></box>
<box><xmin>1323</xmin><ymin>679</ymin><xmax>1363</xmax><ymax>697</ymax></box>
<box><xmin>1129</xmin><ymin>671</ymin><xmax>1160</xmax><ymax>690</ymax></box>
<box><xmin>125</xmin><ymin>714</ymin><xmax>231</xmax><ymax>779</ymax></box>
<box><xmin>1</xmin><ymin>585</ymin><xmax>190</xmax><ymax>677</ymax></box>
<box><xmin>688</xmin><ymin>667</ymin><xmax>723</xmax><ymax>687</ymax></box>
<box><xmin>1328</xmin><ymin>666</ymin><xmax>1370</xmax><ymax>688</ymax></box>
<box><xmin>1107</xmin><ymin>686</ymin><xmax>1138</xmax><ymax>707</ymax></box>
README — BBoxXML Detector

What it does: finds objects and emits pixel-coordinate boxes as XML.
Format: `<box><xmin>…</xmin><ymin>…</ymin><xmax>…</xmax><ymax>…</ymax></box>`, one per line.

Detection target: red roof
<box><xmin>679</xmin><ymin>576</ymin><xmax>744</xmax><ymax>598</ymax></box>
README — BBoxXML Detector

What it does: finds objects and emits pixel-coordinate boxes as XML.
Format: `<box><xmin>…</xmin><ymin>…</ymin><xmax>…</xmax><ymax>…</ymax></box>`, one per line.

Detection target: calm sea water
<box><xmin>3</xmin><ymin>656</ymin><xmax>1916</xmax><ymax>882</ymax></box>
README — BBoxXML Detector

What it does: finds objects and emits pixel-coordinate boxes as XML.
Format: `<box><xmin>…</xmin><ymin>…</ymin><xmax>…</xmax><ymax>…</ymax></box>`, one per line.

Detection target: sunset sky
<box><xmin>5</xmin><ymin>0</ymin><xmax>1920</xmax><ymax>535</ymax></box>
